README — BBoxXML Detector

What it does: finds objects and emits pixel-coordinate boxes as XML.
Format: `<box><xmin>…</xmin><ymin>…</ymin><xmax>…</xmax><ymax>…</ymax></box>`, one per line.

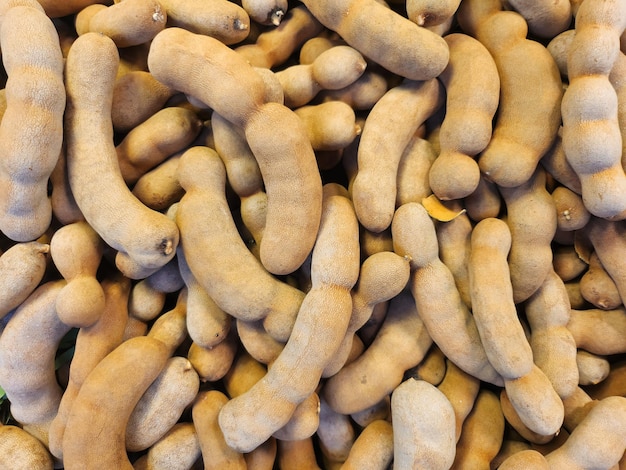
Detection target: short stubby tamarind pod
<box><xmin>561</xmin><ymin>0</ymin><xmax>626</xmax><ymax>220</ymax></box>
<box><xmin>391</xmin><ymin>202</ymin><xmax>503</xmax><ymax>386</ymax></box>
<box><xmin>391</xmin><ymin>378</ymin><xmax>457</xmax><ymax>470</ymax></box>
<box><xmin>0</xmin><ymin>424</ymin><xmax>55</xmax><ymax>469</ymax></box>
<box><xmin>0</xmin><ymin>1</ymin><xmax>65</xmax><ymax>242</ymax></box>
<box><xmin>545</xmin><ymin>396</ymin><xmax>626</xmax><ymax>469</ymax></box>
<box><xmin>293</xmin><ymin>101</ymin><xmax>361</xmax><ymax>152</ymax></box>
<box><xmin>0</xmin><ymin>280</ymin><xmax>70</xmax><ymax>448</ymax></box>
<box><xmin>468</xmin><ymin>217</ymin><xmax>534</xmax><ymax>380</ymax></box>
<box><xmin>428</xmin><ymin>32</ymin><xmax>499</xmax><ymax>201</ymax></box>
<box><xmin>580</xmin><ymin>251</ymin><xmax>623</xmax><ymax>310</ymax></box>
<box><xmin>0</xmin><ymin>240</ymin><xmax>49</xmax><ymax>319</ymax></box>
<box><xmin>218</xmin><ymin>189</ymin><xmax>360</xmax><ymax>453</ymax></box>
<box><xmin>352</xmin><ymin>78</ymin><xmax>444</xmax><ymax>233</ymax></box>
<box><xmin>174</xmin><ymin>146</ymin><xmax>305</xmax><ymax>332</ymax></box>
<box><xmin>187</xmin><ymin>331</ymin><xmax>238</xmax><ymax>383</ymax></box>
<box><xmin>148</xmin><ymin>27</ymin><xmax>323</xmax><ymax>276</ymax></box>
<box><xmin>576</xmin><ymin>350</ymin><xmax>610</xmax><ymax>386</ymax></box>
<box><xmin>341</xmin><ymin>419</ymin><xmax>393</xmax><ymax>470</ymax></box>
<box><xmin>64</xmin><ymin>32</ymin><xmax>179</xmax><ymax>278</ymax></box>
<box><xmin>62</xmin><ymin>335</ymin><xmax>171</xmax><ymax>470</ymax></box>
<box><xmin>301</xmin><ymin>0</ymin><xmax>449</xmax><ymax>81</ymax></box>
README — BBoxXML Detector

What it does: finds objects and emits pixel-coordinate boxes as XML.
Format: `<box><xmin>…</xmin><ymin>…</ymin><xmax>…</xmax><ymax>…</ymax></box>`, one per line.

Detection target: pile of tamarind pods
<box><xmin>0</xmin><ymin>0</ymin><xmax>625</xmax><ymax>468</ymax></box>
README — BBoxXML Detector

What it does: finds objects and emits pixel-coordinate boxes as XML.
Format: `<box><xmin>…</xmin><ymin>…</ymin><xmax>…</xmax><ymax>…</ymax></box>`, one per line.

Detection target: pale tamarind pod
<box><xmin>300</xmin><ymin>0</ymin><xmax>449</xmax><ymax>81</ymax></box>
<box><xmin>235</xmin><ymin>318</ymin><xmax>284</xmax><ymax>365</ymax></box>
<box><xmin>609</xmin><ymin>51</ymin><xmax>626</xmax><ymax>169</ymax></box>
<box><xmin>116</xmin><ymin>106</ymin><xmax>203</xmax><ymax>185</ymax></box>
<box><xmin>540</xmin><ymin>126</ymin><xmax>583</xmax><ymax>194</ymax></box>
<box><xmin>158</xmin><ymin>0</ymin><xmax>250</xmax><ymax>45</ymax></box>
<box><xmin>391</xmin><ymin>378</ymin><xmax>456</xmax><ymax>470</ymax></box>
<box><xmin>579</xmin><ymin>251</ymin><xmax>623</xmax><ymax>310</ymax></box>
<box><xmin>506</xmin><ymin>0</ymin><xmax>572</xmax><ymax>39</ymax></box>
<box><xmin>396</xmin><ymin>134</ymin><xmax>438</xmax><ymax>207</ymax></box>
<box><xmin>463</xmin><ymin>174</ymin><xmax>502</xmax><ymax>222</ymax></box>
<box><xmin>340</xmin><ymin>420</ymin><xmax>393</xmax><ymax>470</ymax></box>
<box><xmin>242</xmin><ymin>0</ymin><xmax>288</xmax><ymax>26</ymax></box>
<box><xmin>321</xmin><ymin>289</ymin><xmax>433</xmax><ymax>416</ymax></box>
<box><xmin>50</xmin><ymin>147</ymin><xmax>84</xmax><ymax>225</ymax></box>
<box><xmin>525</xmin><ymin>268</ymin><xmax>579</xmax><ymax>399</ymax></box>
<box><xmin>391</xmin><ymin>202</ymin><xmax>503</xmax><ymax>386</ymax></box>
<box><xmin>293</xmin><ymin>101</ymin><xmax>361</xmax><ymax>152</ymax></box>
<box><xmin>174</xmin><ymin>146</ymin><xmax>304</xmax><ymax>338</ymax></box>
<box><xmin>352</xmin><ymin>78</ymin><xmax>444</xmax><ymax>233</ymax></box>
<box><xmin>561</xmin><ymin>0</ymin><xmax>626</xmax><ymax>220</ymax></box>
<box><xmin>65</xmin><ymin>32</ymin><xmax>179</xmax><ymax>278</ymax></box>
<box><xmin>498</xmin><ymin>449</ymin><xmax>550</xmax><ymax>470</ymax></box>
<box><xmin>187</xmin><ymin>329</ymin><xmax>238</xmax><ymax>383</ymax></box>
<box><xmin>318</xmin><ymin>69</ymin><xmax>389</xmax><ymax>111</ymax></box>
<box><xmin>576</xmin><ymin>350</ymin><xmax>610</xmax><ymax>386</ymax></box>
<box><xmin>428</xmin><ymin>32</ymin><xmax>499</xmax><ymax>200</ymax></box>
<box><xmin>547</xmin><ymin>28</ymin><xmax>576</xmax><ymax>79</ymax></box>
<box><xmin>133</xmin><ymin>422</ymin><xmax>201</xmax><ymax>470</ymax></box>
<box><xmin>218</xmin><ymin>189</ymin><xmax>360</xmax><ymax>453</ymax></box>
<box><xmin>500</xmin><ymin>167</ymin><xmax>557</xmax><ymax>303</ymax></box>
<box><xmin>298</xmin><ymin>34</ymin><xmax>345</xmax><ymax>64</ymax></box>
<box><xmin>567</xmin><ymin>307</ymin><xmax>626</xmax><ymax>355</ymax></box>
<box><xmin>146</xmin><ymin>287</ymin><xmax>189</xmax><ymax>355</ymax></box>
<box><xmin>271</xmin><ymin>392</ymin><xmax>321</xmax><ymax>443</ymax></box>
<box><xmin>0</xmin><ymin>424</ymin><xmax>55</xmax><ymax>469</ymax></box>
<box><xmin>36</xmin><ymin>0</ymin><xmax>107</xmax><ymax>17</ymax></box>
<box><xmin>315</xmin><ymin>396</ymin><xmax>355</xmax><ymax>466</ymax></box>
<box><xmin>0</xmin><ymin>240</ymin><xmax>50</xmax><ymax>319</ymax></box>
<box><xmin>451</xmin><ymin>389</ymin><xmax>505</xmax><ymax>469</ymax></box>
<box><xmin>0</xmin><ymin>0</ymin><xmax>65</xmax><ymax>242</ymax></box>
<box><xmin>126</xmin><ymin>356</ymin><xmax>200</xmax><ymax>452</ymax></box>
<box><xmin>349</xmin><ymin>396</ymin><xmax>390</xmax><ymax>428</ymax></box>
<box><xmin>148</xmin><ymin>27</ymin><xmax>323</xmax><ymax>276</ymax></box>
<box><xmin>406</xmin><ymin>0</ymin><xmax>462</xmax><ymax>27</ymax></box>
<box><xmin>0</xmin><ymin>280</ymin><xmax>69</xmax><ymax>449</ymax></box>
<box><xmin>552</xmin><ymin>244</ymin><xmax>588</xmax><ymax>282</ymax></box>
<box><xmin>50</xmin><ymin>221</ymin><xmax>106</xmax><ymax>328</ymax></box>
<box><xmin>48</xmin><ymin>273</ymin><xmax>131</xmax><ymax>461</ymax></box>
<box><xmin>235</xmin><ymin>5</ymin><xmax>324</xmax><ymax>69</ymax></box>
<box><xmin>552</xmin><ymin>185</ymin><xmax>591</xmax><ymax>232</ymax></box>
<box><xmin>62</xmin><ymin>336</ymin><xmax>171</xmax><ymax>470</ymax></box>
<box><xmin>131</xmin><ymin>153</ymin><xmax>185</xmax><ymax>212</ymax></box>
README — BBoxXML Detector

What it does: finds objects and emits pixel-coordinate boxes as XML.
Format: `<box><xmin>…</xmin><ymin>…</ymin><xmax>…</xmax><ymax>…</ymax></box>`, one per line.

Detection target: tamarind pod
<box><xmin>406</xmin><ymin>0</ymin><xmax>462</xmax><ymax>27</ymax></box>
<box><xmin>235</xmin><ymin>318</ymin><xmax>284</xmax><ymax>365</ymax></box>
<box><xmin>50</xmin><ymin>146</ymin><xmax>84</xmax><ymax>226</ymax></box>
<box><xmin>352</xmin><ymin>78</ymin><xmax>444</xmax><ymax>233</ymax></box>
<box><xmin>62</xmin><ymin>335</ymin><xmax>171</xmax><ymax>470</ymax></box>
<box><xmin>65</xmin><ymin>32</ymin><xmax>179</xmax><ymax>277</ymax></box>
<box><xmin>568</xmin><ymin>307</ymin><xmax>626</xmax><ymax>355</ymax></box>
<box><xmin>396</xmin><ymin>134</ymin><xmax>437</xmax><ymax>207</ymax></box>
<box><xmin>131</xmin><ymin>153</ymin><xmax>185</xmax><ymax>212</ymax></box>
<box><xmin>146</xmin><ymin>288</ymin><xmax>188</xmax><ymax>355</ymax></box>
<box><xmin>135</xmin><ymin>422</ymin><xmax>201</xmax><ymax>470</ymax></box>
<box><xmin>0</xmin><ymin>240</ymin><xmax>49</xmax><ymax>319</ymax></box>
<box><xmin>576</xmin><ymin>350</ymin><xmax>610</xmax><ymax>386</ymax></box>
<box><xmin>35</xmin><ymin>0</ymin><xmax>107</xmax><ymax>18</ymax></box>
<box><xmin>48</xmin><ymin>273</ymin><xmax>131</xmax><ymax>460</ymax></box>
<box><xmin>219</xmin><ymin>190</ymin><xmax>360</xmax><ymax>452</ymax></box>
<box><xmin>272</xmin><ymin>392</ymin><xmax>320</xmax><ymax>442</ymax></box>
<box><xmin>0</xmin><ymin>1</ymin><xmax>65</xmax><ymax>241</ymax></box>
<box><xmin>437</xmin><ymin>359</ymin><xmax>480</xmax><ymax>442</ymax></box>
<box><xmin>340</xmin><ymin>419</ymin><xmax>393</xmax><ymax>470</ymax></box>
<box><xmin>276</xmin><ymin>438</ymin><xmax>321</xmax><ymax>470</ymax></box>
<box><xmin>498</xmin><ymin>449</ymin><xmax>550</xmax><ymax>470</ymax></box>
<box><xmin>464</xmin><ymin>174</ymin><xmax>502</xmax><ymax>222</ymax></box>
<box><xmin>580</xmin><ymin>251</ymin><xmax>623</xmax><ymax>310</ymax></box>
<box><xmin>506</xmin><ymin>0</ymin><xmax>572</xmax><ymax>39</ymax></box>
<box><xmin>242</xmin><ymin>0</ymin><xmax>288</xmax><ymax>26</ymax></box>
<box><xmin>244</xmin><ymin>437</ymin><xmax>277</xmax><ymax>470</ymax></box>
<box><xmin>300</xmin><ymin>0</ymin><xmax>449</xmax><ymax>81</ymax></box>
<box><xmin>552</xmin><ymin>186</ymin><xmax>591</xmax><ymax>232</ymax></box>
<box><xmin>316</xmin><ymin>396</ymin><xmax>355</xmax><ymax>465</ymax></box>
<box><xmin>187</xmin><ymin>331</ymin><xmax>238</xmax><ymax>383</ymax></box>
<box><xmin>0</xmin><ymin>424</ymin><xmax>54</xmax><ymax>469</ymax></box>
<box><xmin>391</xmin><ymin>202</ymin><xmax>503</xmax><ymax>386</ymax></box>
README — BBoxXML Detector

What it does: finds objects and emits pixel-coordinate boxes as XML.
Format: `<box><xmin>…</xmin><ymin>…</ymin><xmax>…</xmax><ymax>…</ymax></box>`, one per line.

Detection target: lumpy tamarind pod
<box><xmin>0</xmin><ymin>1</ymin><xmax>65</xmax><ymax>242</ymax></box>
<box><xmin>341</xmin><ymin>419</ymin><xmax>393</xmax><ymax>470</ymax></box>
<box><xmin>48</xmin><ymin>273</ymin><xmax>131</xmax><ymax>461</ymax></box>
<box><xmin>0</xmin><ymin>240</ymin><xmax>49</xmax><ymax>319</ymax></box>
<box><xmin>391</xmin><ymin>202</ymin><xmax>503</xmax><ymax>386</ymax></box>
<box><xmin>219</xmin><ymin>189</ymin><xmax>360</xmax><ymax>453</ymax></box>
<box><xmin>175</xmin><ymin>146</ymin><xmax>304</xmax><ymax>333</ymax></box>
<box><xmin>428</xmin><ymin>32</ymin><xmax>499</xmax><ymax>200</ymax></box>
<box><xmin>352</xmin><ymin>78</ymin><xmax>444</xmax><ymax>233</ymax></box>
<box><xmin>567</xmin><ymin>307</ymin><xmax>626</xmax><ymax>355</ymax></box>
<box><xmin>62</xmin><ymin>335</ymin><xmax>171</xmax><ymax>470</ymax></box>
<box><xmin>148</xmin><ymin>27</ymin><xmax>322</xmax><ymax>275</ymax></box>
<box><xmin>468</xmin><ymin>217</ymin><xmax>534</xmax><ymax>380</ymax></box>
<box><xmin>391</xmin><ymin>378</ymin><xmax>456</xmax><ymax>470</ymax></box>
<box><xmin>0</xmin><ymin>280</ymin><xmax>69</xmax><ymax>448</ymax></box>
<box><xmin>579</xmin><ymin>251</ymin><xmax>623</xmax><ymax>310</ymax></box>
<box><xmin>321</xmin><ymin>289</ymin><xmax>433</xmax><ymax>416</ymax></box>
<box><xmin>301</xmin><ymin>0</ymin><xmax>449</xmax><ymax>81</ymax></box>
<box><xmin>64</xmin><ymin>32</ymin><xmax>179</xmax><ymax>278</ymax></box>
<box><xmin>293</xmin><ymin>101</ymin><xmax>361</xmax><ymax>152</ymax></box>
<box><xmin>0</xmin><ymin>424</ymin><xmax>54</xmax><ymax>469</ymax></box>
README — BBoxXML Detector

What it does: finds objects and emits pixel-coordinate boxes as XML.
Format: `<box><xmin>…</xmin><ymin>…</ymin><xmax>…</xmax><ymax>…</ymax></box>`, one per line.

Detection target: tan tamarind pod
<box><xmin>464</xmin><ymin>174</ymin><xmax>502</xmax><ymax>222</ymax></box>
<box><xmin>135</xmin><ymin>422</ymin><xmax>201</xmax><ymax>470</ymax></box>
<box><xmin>428</xmin><ymin>32</ymin><xmax>499</xmax><ymax>200</ymax></box>
<box><xmin>126</xmin><ymin>356</ymin><xmax>200</xmax><ymax>452</ymax></box>
<box><xmin>580</xmin><ymin>251</ymin><xmax>623</xmax><ymax>310</ymax></box>
<box><xmin>451</xmin><ymin>389</ymin><xmax>505</xmax><ymax>469</ymax></box>
<box><xmin>576</xmin><ymin>350</ymin><xmax>610</xmax><ymax>386</ymax></box>
<box><xmin>174</xmin><ymin>146</ymin><xmax>304</xmax><ymax>336</ymax></box>
<box><xmin>546</xmin><ymin>396</ymin><xmax>626</xmax><ymax>469</ymax></box>
<box><xmin>0</xmin><ymin>423</ymin><xmax>55</xmax><ymax>469</ymax></box>
<box><xmin>293</xmin><ymin>101</ymin><xmax>360</xmax><ymax>152</ymax></box>
<box><xmin>36</xmin><ymin>0</ymin><xmax>107</xmax><ymax>18</ymax></box>
<box><xmin>500</xmin><ymin>167</ymin><xmax>557</xmax><ymax>303</ymax></box>
<box><xmin>586</xmin><ymin>359</ymin><xmax>626</xmax><ymax>400</ymax></box>
<box><xmin>437</xmin><ymin>359</ymin><xmax>481</xmax><ymax>442</ymax></box>
<box><xmin>406</xmin><ymin>344</ymin><xmax>446</xmax><ymax>387</ymax></box>
<box><xmin>187</xmin><ymin>330</ymin><xmax>238</xmax><ymax>383</ymax></box>
<box><xmin>0</xmin><ymin>1</ymin><xmax>65</xmax><ymax>242</ymax></box>
<box><xmin>506</xmin><ymin>0</ymin><xmax>572</xmax><ymax>39</ymax></box>
<box><xmin>391</xmin><ymin>202</ymin><xmax>503</xmax><ymax>386</ymax></box>
<box><xmin>322</xmin><ymin>289</ymin><xmax>433</xmax><ymax>415</ymax></box>
<box><xmin>499</xmin><ymin>389</ymin><xmax>556</xmax><ymax>445</ymax></box>
<box><xmin>65</xmin><ymin>32</ymin><xmax>179</xmax><ymax>278</ymax></box>
<box><xmin>272</xmin><ymin>392</ymin><xmax>321</xmax><ymax>442</ymax></box>
<box><xmin>318</xmin><ymin>69</ymin><xmax>389</xmax><ymax>111</ymax></box>
<box><xmin>391</xmin><ymin>378</ymin><xmax>456</xmax><ymax>470</ymax></box>
<box><xmin>80</xmin><ymin>0</ymin><xmax>167</xmax><ymax>48</ymax></box>
<box><xmin>62</xmin><ymin>335</ymin><xmax>171</xmax><ymax>470</ymax></box>
<box><xmin>472</xmin><ymin>8</ymin><xmax>563</xmax><ymax>188</ymax></box>
<box><xmin>244</xmin><ymin>436</ymin><xmax>277</xmax><ymax>470</ymax></box>
<box><xmin>567</xmin><ymin>307</ymin><xmax>626</xmax><ymax>355</ymax></box>
<box><xmin>146</xmin><ymin>288</ymin><xmax>188</xmax><ymax>355</ymax></box>
<box><xmin>498</xmin><ymin>449</ymin><xmax>550</xmax><ymax>470</ymax></box>
<box><xmin>0</xmin><ymin>280</ymin><xmax>69</xmax><ymax>448</ymax></box>
<box><xmin>48</xmin><ymin>273</ymin><xmax>131</xmax><ymax>460</ymax></box>
<box><xmin>525</xmin><ymin>268</ymin><xmax>579</xmax><ymax>399</ymax></box>
<box><xmin>50</xmin><ymin>221</ymin><xmax>106</xmax><ymax>328</ymax></box>
<box><xmin>235</xmin><ymin>5</ymin><xmax>324</xmax><ymax>69</ymax></box>
<box><xmin>349</xmin><ymin>396</ymin><xmax>390</xmax><ymax>428</ymax></box>
<box><xmin>111</xmin><ymin>70</ymin><xmax>176</xmax><ymax>133</ymax></box>
<box><xmin>352</xmin><ymin>78</ymin><xmax>444</xmax><ymax>233</ymax></box>
<box><xmin>540</xmin><ymin>127</ymin><xmax>583</xmax><ymax>194</ymax></box>
<box><xmin>219</xmin><ymin>189</ymin><xmax>360</xmax><ymax>453</ymax></box>
<box><xmin>192</xmin><ymin>390</ymin><xmax>247</xmax><ymax>470</ymax></box>
<box><xmin>406</xmin><ymin>0</ymin><xmax>462</xmax><ymax>27</ymax></box>
<box><xmin>50</xmin><ymin>146</ymin><xmax>84</xmax><ymax>226</ymax></box>
<box><xmin>552</xmin><ymin>185</ymin><xmax>591</xmax><ymax>232</ymax></box>
<box><xmin>562</xmin><ymin>386</ymin><xmax>597</xmax><ymax>432</ymax></box>
<box><xmin>242</xmin><ymin>0</ymin><xmax>288</xmax><ymax>26</ymax></box>
<box><xmin>552</xmin><ymin>244</ymin><xmax>587</xmax><ymax>282</ymax></box>
<box><xmin>298</xmin><ymin>34</ymin><xmax>344</xmax><ymax>64</ymax></box>
<box><xmin>340</xmin><ymin>419</ymin><xmax>393</xmax><ymax>470</ymax></box>
<box><xmin>276</xmin><ymin>438</ymin><xmax>321</xmax><ymax>470</ymax></box>
<box><xmin>396</xmin><ymin>134</ymin><xmax>437</xmax><ymax>207</ymax></box>
<box><xmin>301</xmin><ymin>0</ymin><xmax>449</xmax><ymax>81</ymax></box>
<box><xmin>548</xmin><ymin>29</ymin><xmax>575</xmax><ymax>79</ymax></box>
<box><xmin>315</xmin><ymin>395</ymin><xmax>355</xmax><ymax>465</ymax></box>
<box><xmin>116</xmin><ymin>106</ymin><xmax>202</xmax><ymax>185</ymax></box>
<box><xmin>158</xmin><ymin>0</ymin><xmax>250</xmax><ymax>45</ymax></box>
<box><xmin>132</xmin><ymin>153</ymin><xmax>185</xmax><ymax>212</ymax></box>
<box><xmin>148</xmin><ymin>28</ymin><xmax>323</xmax><ymax>276</ymax></box>
<box><xmin>0</xmin><ymin>240</ymin><xmax>49</xmax><ymax>319</ymax></box>
<box><xmin>235</xmin><ymin>318</ymin><xmax>284</xmax><ymax>365</ymax></box>
<box><xmin>222</xmin><ymin>349</ymin><xmax>267</xmax><ymax>399</ymax></box>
